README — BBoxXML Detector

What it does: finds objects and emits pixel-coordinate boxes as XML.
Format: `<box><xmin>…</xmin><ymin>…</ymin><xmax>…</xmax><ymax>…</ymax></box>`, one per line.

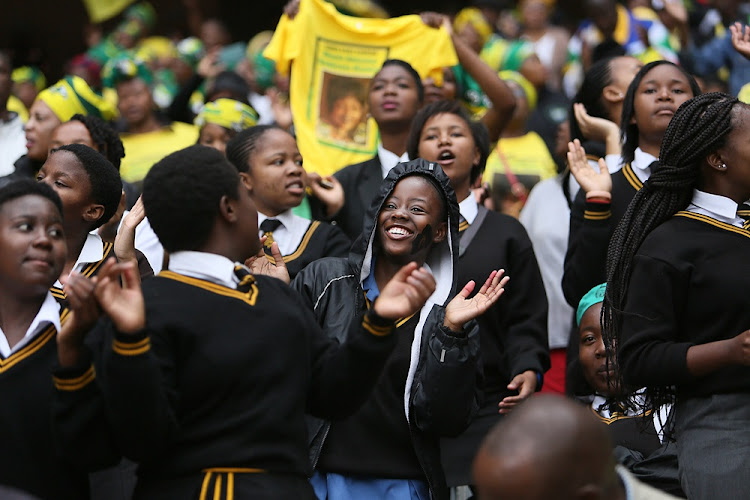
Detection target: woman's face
<box><xmin>376</xmin><ymin>175</ymin><xmax>447</xmax><ymax>264</ymax></box>
<box><xmin>36</xmin><ymin>150</ymin><xmax>101</xmax><ymax>230</ymax></box>
<box><xmin>329</xmin><ymin>94</ymin><xmax>365</xmax><ymax>135</ymax></box>
<box><xmin>521</xmin><ymin>0</ymin><xmax>548</xmax><ymax>30</ymax></box>
<box><xmin>116</xmin><ymin>78</ymin><xmax>154</xmax><ymax>128</ymax></box>
<box><xmin>631</xmin><ymin>64</ymin><xmax>694</xmax><ymax>141</ymax></box>
<box><xmin>578</xmin><ymin>303</ymin><xmax>619</xmax><ymax>395</ymax></box>
<box><xmin>369</xmin><ymin>65</ymin><xmax>422</xmax><ymax>128</ymax></box>
<box><xmin>243</xmin><ymin>128</ymin><xmax>305</xmax><ymax>216</ymax></box>
<box><xmin>25</xmin><ymin>100</ymin><xmax>62</xmax><ymax>161</ymax></box>
<box><xmin>49</xmin><ymin>121</ymin><xmax>96</xmax><ymax>154</ymax></box>
<box><xmin>198</xmin><ymin>123</ymin><xmax>232</xmax><ymax>155</ymax></box>
<box><xmin>0</xmin><ymin>194</ymin><xmax>66</xmax><ymax>298</ymax></box>
<box><xmin>423</xmin><ymin>68</ymin><xmax>458</xmax><ymax>105</ymax></box>
<box><xmin>417</xmin><ymin>112</ymin><xmax>480</xmax><ymax>192</ymax></box>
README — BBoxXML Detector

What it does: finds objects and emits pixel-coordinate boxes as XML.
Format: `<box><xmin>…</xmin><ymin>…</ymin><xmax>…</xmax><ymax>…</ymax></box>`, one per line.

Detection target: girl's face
<box><xmin>0</xmin><ymin>194</ymin><xmax>66</xmax><ymax>297</ymax></box>
<box><xmin>423</xmin><ymin>68</ymin><xmax>458</xmax><ymax>105</ymax></box>
<box><xmin>417</xmin><ymin>113</ymin><xmax>480</xmax><ymax>191</ymax></box>
<box><xmin>578</xmin><ymin>303</ymin><xmax>619</xmax><ymax>395</ymax></box>
<box><xmin>376</xmin><ymin>175</ymin><xmax>447</xmax><ymax>264</ymax></box>
<box><xmin>49</xmin><ymin>121</ymin><xmax>96</xmax><ymax>154</ymax></box>
<box><xmin>198</xmin><ymin>123</ymin><xmax>232</xmax><ymax>155</ymax></box>
<box><xmin>116</xmin><ymin>78</ymin><xmax>154</xmax><ymax>128</ymax></box>
<box><xmin>715</xmin><ymin>104</ymin><xmax>750</xmax><ymax>199</ymax></box>
<box><xmin>369</xmin><ymin>65</ymin><xmax>421</xmax><ymax>127</ymax></box>
<box><xmin>25</xmin><ymin>100</ymin><xmax>62</xmax><ymax>161</ymax></box>
<box><xmin>36</xmin><ymin>150</ymin><xmax>102</xmax><ymax>230</ymax></box>
<box><xmin>631</xmin><ymin>64</ymin><xmax>694</xmax><ymax>141</ymax></box>
<box><xmin>243</xmin><ymin>129</ymin><xmax>305</xmax><ymax>216</ymax></box>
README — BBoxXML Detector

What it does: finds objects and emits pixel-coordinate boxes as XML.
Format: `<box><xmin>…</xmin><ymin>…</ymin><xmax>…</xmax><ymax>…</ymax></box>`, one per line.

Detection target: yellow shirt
<box><xmin>483</xmin><ymin>132</ymin><xmax>557</xmax><ymax>186</ymax></box>
<box><xmin>119</xmin><ymin>121</ymin><xmax>199</xmax><ymax>183</ymax></box>
<box><xmin>264</xmin><ymin>0</ymin><xmax>457</xmax><ymax>176</ymax></box>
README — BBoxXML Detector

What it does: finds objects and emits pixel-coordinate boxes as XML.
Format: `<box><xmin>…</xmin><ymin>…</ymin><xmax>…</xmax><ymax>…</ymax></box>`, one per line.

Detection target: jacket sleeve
<box><xmin>52</xmin><ymin>330</ymin><xmax>121</xmax><ymax>470</ymax></box>
<box><xmin>100</xmin><ymin>320</ymin><xmax>179</xmax><ymax>462</ymax></box>
<box><xmin>562</xmin><ymin>189</ymin><xmax>612</xmax><ymax>307</ymax></box>
<box><xmin>411</xmin><ymin>308</ymin><xmax>482</xmax><ymax>437</ymax></box>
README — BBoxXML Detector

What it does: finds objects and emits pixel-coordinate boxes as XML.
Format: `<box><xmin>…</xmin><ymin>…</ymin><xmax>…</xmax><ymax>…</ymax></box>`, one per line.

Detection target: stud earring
<box><xmin>720</xmin><ymin>163</ymin><xmax>727</xmax><ymax>169</ymax></box>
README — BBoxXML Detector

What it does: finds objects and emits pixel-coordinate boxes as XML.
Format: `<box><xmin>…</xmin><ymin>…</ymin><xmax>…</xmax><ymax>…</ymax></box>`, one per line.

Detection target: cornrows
<box><xmin>602</xmin><ymin>92</ymin><xmax>739</xmax><ymax>411</ymax></box>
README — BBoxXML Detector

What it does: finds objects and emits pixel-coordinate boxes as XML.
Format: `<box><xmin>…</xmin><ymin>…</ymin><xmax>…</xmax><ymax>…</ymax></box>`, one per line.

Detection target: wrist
<box><xmin>443</xmin><ymin>318</ymin><xmax>462</xmax><ymax>333</ymax></box>
<box><xmin>586</xmin><ymin>190</ymin><xmax>612</xmax><ymax>202</ymax></box>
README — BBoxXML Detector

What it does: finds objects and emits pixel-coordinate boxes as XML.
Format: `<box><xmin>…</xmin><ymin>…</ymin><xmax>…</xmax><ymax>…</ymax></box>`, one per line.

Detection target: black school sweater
<box><xmin>562</xmin><ymin>163</ymin><xmax>643</xmax><ymax>307</ymax></box>
<box><xmin>619</xmin><ymin>212</ymin><xmax>750</xmax><ymax>398</ymax></box>
<box><xmin>100</xmin><ymin>272</ymin><xmax>396</xmax><ymax>484</ymax></box>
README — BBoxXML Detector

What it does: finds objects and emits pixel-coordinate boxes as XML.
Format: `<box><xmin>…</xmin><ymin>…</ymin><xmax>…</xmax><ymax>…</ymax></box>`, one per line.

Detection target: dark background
<box><xmin>1</xmin><ymin>0</ymin><xmax>584</xmax><ymax>80</ymax></box>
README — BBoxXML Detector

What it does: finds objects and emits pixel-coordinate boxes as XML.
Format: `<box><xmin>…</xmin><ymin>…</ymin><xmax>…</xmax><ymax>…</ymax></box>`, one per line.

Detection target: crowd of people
<box><xmin>1</xmin><ymin>0</ymin><xmax>749</xmax><ymax>499</ymax></box>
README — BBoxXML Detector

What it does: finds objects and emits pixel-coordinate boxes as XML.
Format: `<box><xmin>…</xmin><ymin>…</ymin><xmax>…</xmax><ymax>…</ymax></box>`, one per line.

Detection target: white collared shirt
<box><xmin>54</xmin><ymin>233</ymin><xmax>105</xmax><ymax>288</ymax></box>
<box><xmin>687</xmin><ymin>189</ymin><xmax>745</xmax><ymax>228</ymax></box>
<box><xmin>604</xmin><ymin>147</ymin><xmax>657</xmax><ymax>183</ymax></box>
<box><xmin>168</xmin><ymin>251</ymin><xmax>245</xmax><ymax>288</ymax></box>
<box><xmin>458</xmin><ymin>194</ymin><xmax>479</xmax><ymax>224</ymax></box>
<box><xmin>377</xmin><ymin>144</ymin><xmax>409</xmax><ymax>179</ymax></box>
<box><xmin>257</xmin><ymin>209</ymin><xmax>312</xmax><ymax>256</ymax></box>
<box><xmin>0</xmin><ymin>292</ymin><xmax>61</xmax><ymax>358</ymax></box>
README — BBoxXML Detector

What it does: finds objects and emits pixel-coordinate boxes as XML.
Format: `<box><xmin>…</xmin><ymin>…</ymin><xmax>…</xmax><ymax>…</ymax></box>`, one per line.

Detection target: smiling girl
<box><xmin>226</xmin><ymin>125</ymin><xmax>350</xmax><ymax>279</ymax></box>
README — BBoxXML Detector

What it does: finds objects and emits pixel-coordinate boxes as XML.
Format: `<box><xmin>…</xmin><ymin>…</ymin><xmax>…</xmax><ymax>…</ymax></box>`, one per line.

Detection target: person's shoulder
<box><xmin>295</xmin><ymin>256</ymin><xmax>354</xmax><ymax>282</ymax></box>
<box><xmin>482</xmin><ymin>209</ymin><xmax>529</xmax><ymax>234</ymax></box>
<box><xmin>334</xmin><ymin>155</ymin><xmax>379</xmax><ymax>182</ymax></box>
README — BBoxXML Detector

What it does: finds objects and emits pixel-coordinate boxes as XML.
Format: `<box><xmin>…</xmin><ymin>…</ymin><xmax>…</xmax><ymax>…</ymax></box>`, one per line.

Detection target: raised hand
<box><xmin>567</xmin><ymin>139</ymin><xmax>612</xmax><ymax>195</ymax></box>
<box><xmin>498</xmin><ymin>370</ymin><xmax>537</xmax><ymax>414</ymax></box>
<box><xmin>57</xmin><ymin>272</ymin><xmax>101</xmax><ymax>367</ymax></box>
<box><xmin>245</xmin><ymin>239</ymin><xmax>290</xmax><ymax>284</ymax></box>
<box><xmin>731</xmin><ymin>22</ymin><xmax>750</xmax><ymax>60</ymax></box>
<box><xmin>307</xmin><ymin>172</ymin><xmax>345</xmax><ymax>217</ymax></box>
<box><xmin>444</xmin><ymin>270</ymin><xmax>509</xmax><ymax>331</ymax></box>
<box><xmin>114</xmin><ymin>195</ymin><xmax>146</xmax><ymax>265</ymax></box>
<box><xmin>373</xmin><ymin>262</ymin><xmax>436</xmax><ymax>321</ymax></box>
<box><xmin>93</xmin><ymin>258</ymin><xmax>145</xmax><ymax>335</ymax></box>
<box><xmin>573</xmin><ymin>103</ymin><xmax>620</xmax><ymax>154</ymax></box>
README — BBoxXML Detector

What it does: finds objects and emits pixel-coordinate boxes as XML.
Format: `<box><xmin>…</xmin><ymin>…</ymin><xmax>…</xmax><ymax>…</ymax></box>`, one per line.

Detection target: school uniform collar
<box><xmin>0</xmin><ymin>292</ymin><xmax>61</xmax><ymax>358</ymax></box>
<box><xmin>54</xmin><ymin>232</ymin><xmax>105</xmax><ymax>288</ymax></box>
<box><xmin>168</xmin><ymin>251</ymin><xmax>244</xmax><ymax>289</ymax></box>
<box><xmin>257</xmin><ymin>209</ymin><xmax>296</xmax><ymax>231</ymax></box>
<box><xmin>458</xmin><ymin>194</ymin><xmax>479</xmax><ymax>224</ymax></box>
<box><xmin>687</xmin><ymin>189</ymin><xmax>744</xmax><ymax>228</ymax></box>
<box><xmin>630</xmin><ymin>147</ymin><xmax>658</xmax><ymax>183</ymax></box>
<box><xmin>377</xmin><ymin>144</ymin><xmax>409</xmax><ymax>179</ymax></box>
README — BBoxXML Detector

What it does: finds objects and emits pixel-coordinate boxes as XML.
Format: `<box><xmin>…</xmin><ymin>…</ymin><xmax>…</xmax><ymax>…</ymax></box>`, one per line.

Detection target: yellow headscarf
<box><xmin>36</xmin><ymin>76</ymin><xmax>117</xmax><ymax>122</ymax></box>
<box><xmin>194</xmin><ymin>98</ymin><xmax>259</xmax><ymax>132</ymax></box>
<box><xmin>499</xmin><ymin>70</ymin><xmax>537</xmax><ymax>111</ymax></box>
<box><xmin>12</xmin><ymin>66</ymin><xmax>47</xmax><ymax>91</ymax></box>
<box><xmin>453</xmin><ymin>8</ymin><xmax>493</xmax><ymax>48</ymax></box>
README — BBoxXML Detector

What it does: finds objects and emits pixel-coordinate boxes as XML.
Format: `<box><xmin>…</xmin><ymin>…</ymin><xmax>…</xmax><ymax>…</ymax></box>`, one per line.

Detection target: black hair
<box><xmin>406</xmin><ymin>100</ymin><xmax>490</xmax><ymax>184</ymax></box>
<box><xmin>142</xmin><ymin>145</ymin><xmax>241</xmax><ymax>252</ymax></box>
<box><xmin>570</xmin><ymin>57</ymin><xmax>619</xmax><ymax>143</ymax></box>
<box><xmin>0</xmin><ymin>178</ymin><xmax>63</xmax><ymax>217</ymax></box>
<box><xmin>326</xmin><ymin>78</ymin><xmax>366</xmax><ymax>114</ymax></box>
<box><xmin>68</xmin><ymin>114</ymin><xmax>126</xmax><ymax>170</ymax></box>
<box><xmin>376</xmin><ymin>59</ymin><xmax>425</xmax><ymax>103</ymax></box>
<box><xmin>206</xmin><ymin>71</ymin><xmax>250</xmax><ymax>105</ymax></box>
<box><xmin>225</xmin><ymin>125</ymin><xmax>286</xmax><ymax>174</ymax></box>
<box><xmin>591</xmin><ymin>39</ymin><xmax>626</xmax><ymax>64</ymax></box>
<box><xmin>620</xmin><ymin>61</ymin><xmax>701</xmax><ymax>166</ymax></box>
<box><xmin>603</xmin><ymin>93</ymin><xmax>740</xmax><ymax>410</ymax></box>
<box><xmin>49</xmin><ymin>144</ymin><xmax>122</xmax><ymax>229</ymax></box>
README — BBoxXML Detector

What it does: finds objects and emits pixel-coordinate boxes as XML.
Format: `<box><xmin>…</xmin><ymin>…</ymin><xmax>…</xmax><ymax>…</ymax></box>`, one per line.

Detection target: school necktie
<box><xmin>233</xmin><ymin>264</ymin><xmax>256</xmax><ymax>293</ymax></box>
<box><xmin>738</xmin><ymin>203</ymin><xmax>750</xmax><ymax>230</ymax></box>
<box><xmin>458</xmin><ymin>214</ymin><xmax>469</xmax><ymax>233</ymax></box>
<box><xmin>259</xmin><ymin>218</ymin><xmax>282</xmax><ymax>249</ymax></box>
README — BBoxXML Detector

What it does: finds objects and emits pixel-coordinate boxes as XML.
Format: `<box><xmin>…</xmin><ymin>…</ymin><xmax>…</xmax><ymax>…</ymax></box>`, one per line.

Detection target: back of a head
<box><xmin>207</xmin><ymin>71</ymin><xmax>250</xmax><ymax>104</ymax></box>
<box><xmin>142</xmin><ymin>145</ymin><xmax>240</xmax><ymax>253</ymax></box>
<box><xmin>473</xmin><ymin>395</ymin><xmax>615</xmax><ymax>500</ymax></box>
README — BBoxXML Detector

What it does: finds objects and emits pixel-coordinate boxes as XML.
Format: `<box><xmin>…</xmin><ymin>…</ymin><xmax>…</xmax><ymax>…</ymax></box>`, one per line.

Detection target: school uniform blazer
<box><xmin>332</xmin><ymin>155</ymin><xmax>383</xmax><ymax>241</ymax></box>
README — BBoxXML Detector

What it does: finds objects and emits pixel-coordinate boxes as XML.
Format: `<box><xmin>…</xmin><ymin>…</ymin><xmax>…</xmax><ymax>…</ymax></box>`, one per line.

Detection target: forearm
<box><xmin>686</xmin><ymin>339</ymin><xmax>736</xmax><ymax>378</ymax></box>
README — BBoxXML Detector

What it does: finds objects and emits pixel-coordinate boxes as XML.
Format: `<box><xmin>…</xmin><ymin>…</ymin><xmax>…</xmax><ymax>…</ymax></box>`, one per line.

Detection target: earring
<box><xmin>720</xmin><ymin>163</ymin><xmax>728</xmax><ymax>169</ymax></box>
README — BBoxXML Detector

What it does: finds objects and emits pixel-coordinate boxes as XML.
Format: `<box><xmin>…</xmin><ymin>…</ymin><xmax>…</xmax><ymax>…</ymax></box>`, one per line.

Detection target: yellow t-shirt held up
<box><xmin>264</xmin><ymin>0</ymin><xmax>458</xmax><ymax>176</ymax></box>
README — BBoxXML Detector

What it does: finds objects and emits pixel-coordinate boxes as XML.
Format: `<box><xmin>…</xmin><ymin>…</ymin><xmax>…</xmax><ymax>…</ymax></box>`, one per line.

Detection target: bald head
<box><xmin>472</xmin><ymin>395</ymin><xmax>621</xmax><ymax>500</ymax></box>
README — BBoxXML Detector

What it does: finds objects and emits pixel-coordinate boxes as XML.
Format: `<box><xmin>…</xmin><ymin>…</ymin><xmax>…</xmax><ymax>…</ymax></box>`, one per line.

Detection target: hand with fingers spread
<box><xmin>307</xmin><ymin>172</ymin><xmax>345</xmax><ymax>217</ymax></box>
<box><xmin>373</xmin><ymin>262</ymin><xmax>436</xmax><ymax>321</ymax></box>
<box><xmin>731</xmin><ymin>22</ymin><xmax>750</xmax><ymax>60</ymax></box>
<box><xmin>114</xmin><ymin>196</ymin><xmax>146</xmax><ymax>266</ymax></box>
<box><xmin>444</xmin><ymin>270</ymin><xmax>509</xmax><ymax>332</ymax></box>
<box><xmin>573</xmin><ymin>103</ymin><xmax>621</xmax><ymax>156</ymax></box>
<box><xmin>93</xmin><ymin>258</ymin><xmax>145</xmax><ymax>335</ymax></box>
<box><xmin>498</xmin><ymin>369</ymin><xmax>537</xmax><ymax>414</ymax></box>
<box><xmin>57</xmin><ymin>272</ymin><xmax>101</xmax><ymax>367</ymax></box>
<box><xmin>567</xmin><ymin>139</ymin><xmax>612</xmax><ymax>196</ymax></box>
<box><xmin>245</xmin><ymin>238</ymin><xmax>290</xmax><ymax>284</ymax></box>
<box><xmin>197</xmin><ymin>50</ymin><xmax>225</xmax><ymax>79</ymax></box>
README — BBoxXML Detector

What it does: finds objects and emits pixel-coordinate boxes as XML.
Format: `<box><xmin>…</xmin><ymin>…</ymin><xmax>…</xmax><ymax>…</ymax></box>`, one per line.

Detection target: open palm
<box><xmin>374</xmin><ymin>263</ymin><xmax>436</xmax><ymax>321</ymax></box>
<box><xmin>731</xmin><ymin>22</ymin><xmax>750</xmax><ymax>60</ymax></box>
<box><xmin>94</xmin><ymin>259</ymin><xmax>145</xmax><ymax>334</ymax></box>
<box><xmin>567</xmin><ymin>139</ymin><xmax>611</xmax><ymax>194</ymax></box>
<box><xmin>444</xmin><ymin>270</ymin><xmax>509</xmax><ymax>331</ymax></box>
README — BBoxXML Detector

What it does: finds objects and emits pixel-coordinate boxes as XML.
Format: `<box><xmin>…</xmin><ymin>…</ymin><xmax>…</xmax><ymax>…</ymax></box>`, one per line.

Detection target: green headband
<box><xmin>577</xmin><ymin>283</ymin><xmax>606</xmax><ymax>327</ymax></box>
<box><xmin>102</xmin><ymin>55</ymin><xmax>154</xmax><ymax>88</ymax></box>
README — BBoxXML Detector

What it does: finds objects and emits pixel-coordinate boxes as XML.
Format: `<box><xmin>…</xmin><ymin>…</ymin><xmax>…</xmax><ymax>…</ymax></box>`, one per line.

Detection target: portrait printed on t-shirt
<box><xmin>317</xmin><ymin>72</ymin><xmax>369</xmax><ymax>147</ymax></box>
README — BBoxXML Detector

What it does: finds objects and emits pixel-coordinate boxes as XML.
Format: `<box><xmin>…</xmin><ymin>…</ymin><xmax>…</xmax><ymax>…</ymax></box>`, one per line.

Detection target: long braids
<box><xmin>603</xmin><ymin>93</ymin><xmax>739</xmax><ymax>411</ymax></box>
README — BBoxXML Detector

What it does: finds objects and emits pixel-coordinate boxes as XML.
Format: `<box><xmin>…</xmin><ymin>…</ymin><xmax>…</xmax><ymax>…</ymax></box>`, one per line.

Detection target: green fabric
<box><xmin>292</xmin><ymin>195</ymin><xmax>312</xmax><ymax>220</ymax></box>
<box><xmin>577</xmin><ymin>283</ymin><xmax>607</xmax><ymax>327</ymax></box>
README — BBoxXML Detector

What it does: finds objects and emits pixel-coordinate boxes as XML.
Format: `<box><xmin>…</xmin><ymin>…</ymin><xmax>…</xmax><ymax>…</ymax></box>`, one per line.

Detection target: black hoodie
<box><xmin>292</xmin><ymin>159</ymin><xmax>481</xmax><ymax>499</ymax></box>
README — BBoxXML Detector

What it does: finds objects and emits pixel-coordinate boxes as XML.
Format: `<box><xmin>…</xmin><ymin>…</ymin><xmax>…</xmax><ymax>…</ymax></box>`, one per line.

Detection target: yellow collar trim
<box><xmin>158</xmin><ymin>270</ymin><xmax>259</xmax><ymax>306</ymax></box>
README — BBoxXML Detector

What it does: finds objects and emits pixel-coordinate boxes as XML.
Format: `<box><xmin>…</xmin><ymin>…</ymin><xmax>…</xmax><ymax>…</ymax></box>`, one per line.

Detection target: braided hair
<box><xmin>619</xmin><ymin>61</ymin><xmax>701</xmax><ymax>166</ymax></box>
<box><xmin>603</xmin><ymin>93</ymin><xmax>740</xmax><ymax>410</ymax></box>
<box><xmin>69</xmin><ymin>114</ymin><xmax>126</xmax><ymax>170</ymax></box>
